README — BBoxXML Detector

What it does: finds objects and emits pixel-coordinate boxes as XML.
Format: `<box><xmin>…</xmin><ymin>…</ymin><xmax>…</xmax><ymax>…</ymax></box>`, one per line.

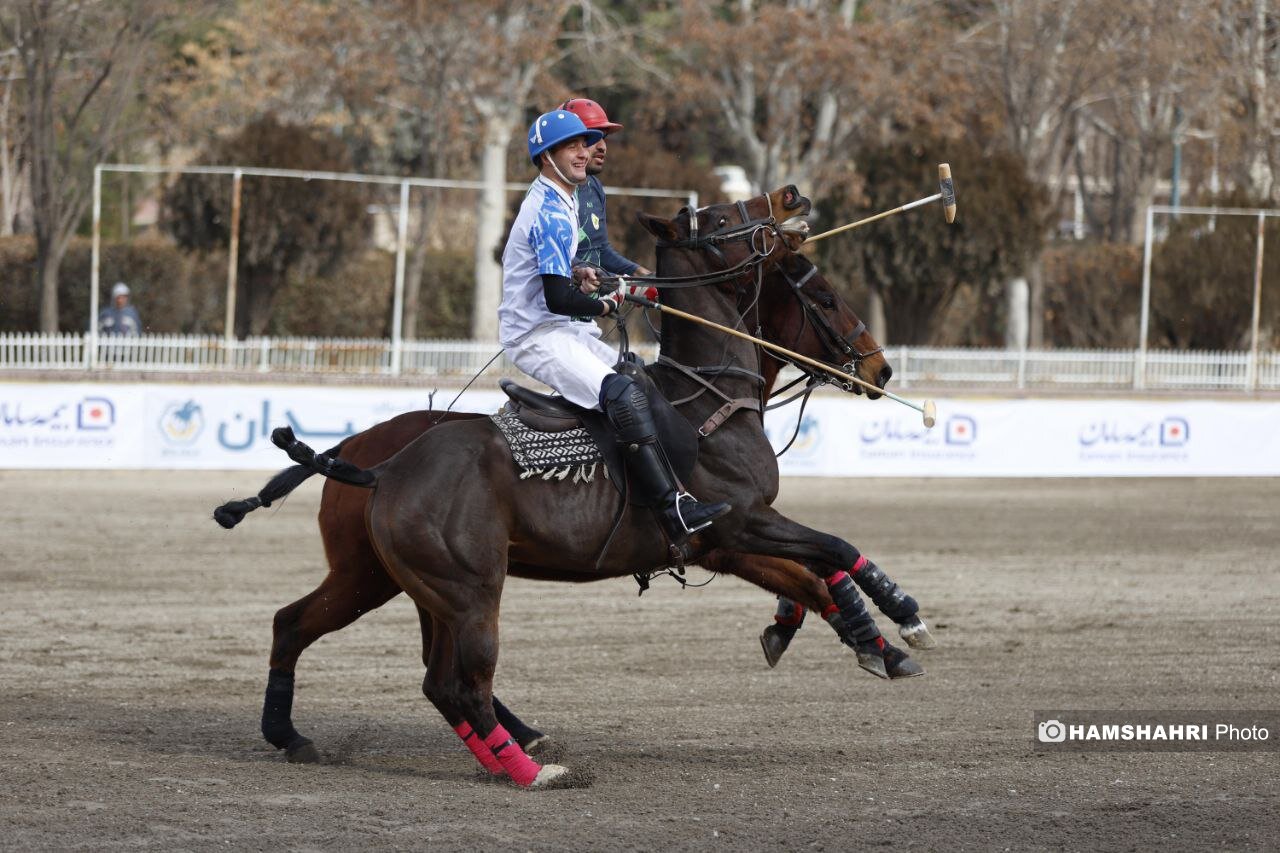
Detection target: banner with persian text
<box><xmin>2</xmin><ymin>382</ymin><xmax>1277</xmax><ymax>476</ymax></box>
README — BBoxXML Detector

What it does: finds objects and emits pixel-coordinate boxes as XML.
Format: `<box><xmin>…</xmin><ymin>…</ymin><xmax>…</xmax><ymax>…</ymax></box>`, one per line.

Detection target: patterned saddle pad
<box><xmin>489</xmin><ymin>408</ymin><xmax>609</xmax><ymax>483</ymax></box>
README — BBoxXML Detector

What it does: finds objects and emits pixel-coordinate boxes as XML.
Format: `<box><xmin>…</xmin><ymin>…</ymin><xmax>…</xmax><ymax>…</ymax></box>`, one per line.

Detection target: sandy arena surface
<box><xmin>1</xmin><ymin>471</ymin><xmax>1277</xmax><ymax>851</ymax></box>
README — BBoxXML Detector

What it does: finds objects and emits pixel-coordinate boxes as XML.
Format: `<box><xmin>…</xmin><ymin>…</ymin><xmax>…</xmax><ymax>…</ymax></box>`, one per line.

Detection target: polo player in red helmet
<box><xmin>558</xmin><ymin>98</ymin><xmax>654</xmax><ymax>283</ymax></box>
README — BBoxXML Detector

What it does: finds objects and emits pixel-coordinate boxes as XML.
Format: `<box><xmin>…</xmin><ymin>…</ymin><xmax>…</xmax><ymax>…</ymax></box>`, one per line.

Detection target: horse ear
<box><xmin>637</xmin><ymin>212</ymin><xmax>678</xmax><ymax>241</ymax></box>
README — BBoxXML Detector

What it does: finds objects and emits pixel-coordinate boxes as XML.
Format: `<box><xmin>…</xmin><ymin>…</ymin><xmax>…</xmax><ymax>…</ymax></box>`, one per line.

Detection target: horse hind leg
<box><xmin>446</xmin><ymin>611</ymin><xmax>573</xmax><ymax>789</ymax></box>
<box><xmin>262</xmin><ymin>565</ymin><xmax>402</xmax><ymax>763</ymax></box>
<box><xmin>850</xmin><ymin>556</ymin><xmax>937</xmax><ymax>650</ymax></box>
<box><xmin>415</xmin><ymin>607</ymin><xmax>550</xmax><ymax>762</ymax></box>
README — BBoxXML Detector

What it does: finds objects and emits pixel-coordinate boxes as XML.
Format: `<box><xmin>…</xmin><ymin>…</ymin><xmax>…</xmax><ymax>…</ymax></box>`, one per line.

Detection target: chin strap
<box><xmin>543</xmin><ymin>154</ymin><xmax>585</xmax><ymax>191</ymax></box>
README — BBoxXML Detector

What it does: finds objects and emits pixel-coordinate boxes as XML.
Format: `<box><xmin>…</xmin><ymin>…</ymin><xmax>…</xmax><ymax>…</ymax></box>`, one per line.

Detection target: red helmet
<box><xmin>558</xmin><ymin>98</ymin><xmax>622</xmax><ymax>135</ymax></box>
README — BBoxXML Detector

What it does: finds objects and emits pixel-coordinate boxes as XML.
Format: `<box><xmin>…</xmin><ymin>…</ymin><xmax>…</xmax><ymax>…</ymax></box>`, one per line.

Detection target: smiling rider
<box><xmin>498</xmin><ymin>109</ymin><xmax>731</xmax><ymax>541</ymax></box>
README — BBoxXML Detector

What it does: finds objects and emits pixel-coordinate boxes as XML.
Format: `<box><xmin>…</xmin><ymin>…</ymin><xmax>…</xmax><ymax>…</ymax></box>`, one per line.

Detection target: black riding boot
<box><xmin>600</xmin><ymin>374</ymin><xmax>731</xmax><ymax>542</ymax></box>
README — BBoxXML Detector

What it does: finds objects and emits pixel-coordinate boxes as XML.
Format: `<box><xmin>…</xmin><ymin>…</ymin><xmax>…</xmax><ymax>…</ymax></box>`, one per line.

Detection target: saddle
<box><xmin>496</xmin><ymin>360</ymin><xmax>699</xmax><ymax>501</ymax></box>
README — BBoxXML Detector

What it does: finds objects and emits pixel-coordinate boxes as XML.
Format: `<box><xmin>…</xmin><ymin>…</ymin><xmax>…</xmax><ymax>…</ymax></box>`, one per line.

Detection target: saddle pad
<box><xmin>489</xmin><ymin>408</ymin><xmax>608</xmax><ymax>482</ymax></box>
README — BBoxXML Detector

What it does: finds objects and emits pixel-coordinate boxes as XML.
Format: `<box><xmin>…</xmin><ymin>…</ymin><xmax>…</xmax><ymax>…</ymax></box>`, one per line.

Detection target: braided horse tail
<box><xmin>211</xmin><ymin>428</ymin><xmax>371</xmax><ymax>529</ymax></box>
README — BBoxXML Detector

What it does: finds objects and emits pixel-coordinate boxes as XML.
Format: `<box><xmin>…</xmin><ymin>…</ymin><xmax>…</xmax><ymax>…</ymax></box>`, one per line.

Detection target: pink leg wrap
<box><xmin>454</xmin><ymin>721</ymin><xmax>506</xmax><ymax>776</ymax></box>
<box><xmin>483</xmin><ymin>724</ymin><xmax>541</xmax><ymax>787</ymax></box>
<box><xmin>825</xmin><ymin>570</ymin><xmax>851</xmax><ymax>587</ymax></box>
<box><xmin>851</xmin><ymin>555</ymin><xmax>869</xmax><ymax>574</ymax></box>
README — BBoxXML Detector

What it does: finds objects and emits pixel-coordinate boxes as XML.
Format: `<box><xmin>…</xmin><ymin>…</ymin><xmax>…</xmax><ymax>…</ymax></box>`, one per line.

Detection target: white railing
<box><xmin>1</xmin><ymin>332</ymin><xmax>1277</xmax><ymax>392</ymax></box>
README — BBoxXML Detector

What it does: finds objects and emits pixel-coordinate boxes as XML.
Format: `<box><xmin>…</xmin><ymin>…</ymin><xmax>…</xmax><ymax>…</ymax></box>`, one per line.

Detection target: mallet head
<box><xmin>938</xmin><ymin>163</ymin><xmax>956</xmax><ymax>224</ymax></box>
<box><xmin>922</xmin><ymin>400</ymin><xmax>937</xmax><ymax>429</ymax></box>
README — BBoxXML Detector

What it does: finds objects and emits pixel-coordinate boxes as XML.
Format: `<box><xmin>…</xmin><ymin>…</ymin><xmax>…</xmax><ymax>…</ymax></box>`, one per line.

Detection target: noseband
<box><xmin>781</xmin><ymin>261</ymin><xmax>884</xmax><ymax>368</ymax></box>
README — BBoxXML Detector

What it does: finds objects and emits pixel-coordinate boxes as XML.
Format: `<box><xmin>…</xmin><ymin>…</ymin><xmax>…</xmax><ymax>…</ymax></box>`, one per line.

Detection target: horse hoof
<box><xmin>760</xmin><ymin>625</ymin><xmax>788</xmax><ymax>668</ymax></box>
<box><xmin>522</xmin><ymin>734</ymin><xmax>552</xmax><ymax>756</ymax></box>
<box><xmin>852</xmin><ymin>644</ymin><xmax>889</xmax><ymax>679</ymax></box>
<box><xmin>886</xmin><ymin>653</ymin><xmax>925</xmax><ymax>679</ymax></box>
<box><xmin>528</xmin><ymin>763</ymin><xmax>572</xmax><ymax>789</ymax></box>
<box><xmin>285</xmin><ymin>738</ymin><xmax>319</xmax><ymax>764</ymax></box>
<box><xmin>899</xmin><ymin>617</ymin><xmax>938</xmax><ymax>650</ymax></box>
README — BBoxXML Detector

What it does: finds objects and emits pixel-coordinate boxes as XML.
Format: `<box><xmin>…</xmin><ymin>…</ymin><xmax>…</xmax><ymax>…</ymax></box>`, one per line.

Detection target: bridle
<box><xmin>602</xmin><ymin>194</ymin><xmax>789</xmax><ymax>291</ymax></box>
<box><xmin>776</xmin><ymin>256</ymin><xmax>883</xmax><ymax>386</ymax></box>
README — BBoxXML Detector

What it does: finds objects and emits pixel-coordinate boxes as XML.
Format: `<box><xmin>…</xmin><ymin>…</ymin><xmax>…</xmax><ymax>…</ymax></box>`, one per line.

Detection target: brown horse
<box><xmin>244</xmin><ymin>188</ymin><xmax>933</xmax><ymax>787</ymax></box>
<box><xmin>218</xmin><ymin>247</ymin><xmax>932</xmax><ymax>768</ymax></box>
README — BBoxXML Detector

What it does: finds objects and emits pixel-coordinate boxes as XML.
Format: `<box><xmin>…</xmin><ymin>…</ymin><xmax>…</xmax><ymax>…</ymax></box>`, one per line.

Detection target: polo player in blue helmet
<box><xmin>498</xmin><ymin>109</ymin><xmax>731</xmax><ymax>541</ymax></box>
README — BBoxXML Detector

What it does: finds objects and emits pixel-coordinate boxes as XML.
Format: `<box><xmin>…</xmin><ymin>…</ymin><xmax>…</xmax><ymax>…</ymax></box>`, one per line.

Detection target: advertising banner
<box><xmin>3</xmin><ymin>382</ymin><xmax>1278</xmax><ymax>476</ymax></box>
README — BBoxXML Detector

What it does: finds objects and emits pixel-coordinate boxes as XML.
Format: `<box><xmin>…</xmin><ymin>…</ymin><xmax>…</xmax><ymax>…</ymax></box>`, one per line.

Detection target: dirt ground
<box><xmin>1</xmin><ymin>471</ymin><xmax>1277</xmax><ymax>851</ymax></box>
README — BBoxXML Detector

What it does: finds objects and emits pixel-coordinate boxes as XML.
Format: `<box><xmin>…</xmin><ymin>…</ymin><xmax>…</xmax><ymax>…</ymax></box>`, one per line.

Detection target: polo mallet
<box><xmin>625</xmin><ymin>295</ymin><xmax>937</xmax><ymax>428</ymax></box>
<box><xmin>804</xmin><ymin>163</ymin><xmax>957</xmax><ymax>244</ymax></box>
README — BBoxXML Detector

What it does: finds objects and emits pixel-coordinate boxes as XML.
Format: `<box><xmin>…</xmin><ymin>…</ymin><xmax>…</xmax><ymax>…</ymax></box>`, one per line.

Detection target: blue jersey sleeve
<box><xmin>528</xmin><ymin>203</ymin><xmax>576</xmax><ymax>278</ymax></box>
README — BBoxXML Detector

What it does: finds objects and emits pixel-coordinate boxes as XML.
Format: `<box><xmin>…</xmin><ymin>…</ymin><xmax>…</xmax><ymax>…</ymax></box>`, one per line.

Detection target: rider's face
<box><xmin>585</xmin><ymin>136</ymin><xmax>607</xmax><ymax>176</ymax></box>
<box><xmin>545</xmin><ymin>137</ymin><xmax>591</xmax><ymax>185</ymax></box>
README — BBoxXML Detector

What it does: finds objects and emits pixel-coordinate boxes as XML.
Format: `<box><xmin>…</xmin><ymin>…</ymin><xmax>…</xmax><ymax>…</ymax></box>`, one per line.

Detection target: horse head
<box><xmin>635</xmin><ymin>187</ymin><xmax>810</xmax><ymax>356</ymax></box>
<box><xmin>758</xmin><ymin>251</ymin><xmax>893</xmax><ymax>398</ymax></box>
<box><xmin>636</xmin><ymin>187</ymin><xmax>891</xmax><ymax>398</ymax></box>
<box><xmin>636</xmin><ymin>185</ymin><xmax>810</xmax><ymax>290</ymax></box>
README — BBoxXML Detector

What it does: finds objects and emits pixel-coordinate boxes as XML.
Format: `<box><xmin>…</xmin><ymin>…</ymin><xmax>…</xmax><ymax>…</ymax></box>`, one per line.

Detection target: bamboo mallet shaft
<box><xmin>627</xmin><ymin>296</ymin><xmax>937</xmax><ymax>428</ymax></box>
<box><xmin>806</xmin><ymin>163</ymin><xmax>956</xmax><ymax>244</ymax></box>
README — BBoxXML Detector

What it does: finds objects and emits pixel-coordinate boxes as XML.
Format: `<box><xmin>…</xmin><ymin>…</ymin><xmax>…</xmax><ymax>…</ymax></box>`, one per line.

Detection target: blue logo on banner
<box><xmin>160</xmin><ymin>400</ymin><xmax>204</xmax><ymax>445</ymax></box>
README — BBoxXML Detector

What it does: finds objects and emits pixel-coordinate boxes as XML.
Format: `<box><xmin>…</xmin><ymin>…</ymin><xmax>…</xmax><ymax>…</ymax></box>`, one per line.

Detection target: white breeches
<box><xmin>504</xmin><ymin>322</ymin><xmax>618</xmax><ymax>410</ymax></box>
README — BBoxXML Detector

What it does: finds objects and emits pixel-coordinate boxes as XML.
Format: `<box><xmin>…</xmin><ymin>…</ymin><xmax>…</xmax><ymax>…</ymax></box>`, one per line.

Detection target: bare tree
<box><xmin>1072</xmin><ymin>3</ymin><xmax>1224</xmax><ymax>243</ymax></box>
<box><xmin>1</xmin><ymin>0</ymin><xmax>166</xmax><ymax>331</ymax></box>
<box><xmin>962</xmin><ymin>0</ymin><xmax>1131</xmax><ymax>346</ymax></box>
<box><xmin>662</xmin><ymin>0</ymin><xmax>903</xmax><ymax>194</ymax></box>
<box><xmin>0</xmin><ymin>46</ymin><xmax>29</xmax><ymax>236</ymax></box>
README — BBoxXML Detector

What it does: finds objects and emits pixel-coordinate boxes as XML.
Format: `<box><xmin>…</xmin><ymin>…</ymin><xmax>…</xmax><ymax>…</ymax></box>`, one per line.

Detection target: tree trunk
<box><xmin>402</xmin><ymin>193</ymin><xmax>433</xmax><ymax>341</ymax></box>
<box><xmin>35</xmin><ymin>237</ymin><xmax>62</xmax><ymax>333</ymax></box>
<box><xmin>471</xmin><ymin>112</ymin><xmax>515</xmax><ymax>341</ymax></box>
<box><xmin>236</xmin><ymin>271</ymin><xmax>277</xmax><ymax>338</ymax></box>
<box><xmin>1027</xmin><ymin>255</ymin><xmax>1046</xmax><ymax>348</ymax></box>
<box><xmin>1005</xmin><ymin>276</ymin><xmax>1029</xmax><ymax>349</ymax></box>
<box><xmin>867</xmin><ymin>287</ymin><xmax>887</xmax><ymax>347</ymax></box>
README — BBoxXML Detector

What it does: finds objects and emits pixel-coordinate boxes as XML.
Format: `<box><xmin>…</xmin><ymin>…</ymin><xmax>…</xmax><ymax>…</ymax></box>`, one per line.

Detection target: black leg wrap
<box><xmin>493</xmin><ymin>696</ymin><xmax>544</xmax><ymax>749</ymax></box>
<box><xmin>826</xmin><ymin>573</ymin><xmax>881</xmax><ymax>644</ymax></box>
<box><xmin>774</xmin><ymin>596</ymin><xmax>806</xmax><ymax>628</ymax></box>
<box><xmin>261</xmin><ymin>668</ymin><xmax>309</xmax><ymax>751</ymax></box>
<box><xmin>853</xmin><ymin>560</ymin><xmax>919</xmax><ymax>624</ymax></box>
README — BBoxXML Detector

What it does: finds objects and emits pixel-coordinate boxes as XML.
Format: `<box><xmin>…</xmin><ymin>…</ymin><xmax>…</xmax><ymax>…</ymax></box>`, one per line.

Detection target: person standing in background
<box><xmin>98</xmin><ymin>282</ymin><xmax>143</xmax><ymax>336</ymax></box>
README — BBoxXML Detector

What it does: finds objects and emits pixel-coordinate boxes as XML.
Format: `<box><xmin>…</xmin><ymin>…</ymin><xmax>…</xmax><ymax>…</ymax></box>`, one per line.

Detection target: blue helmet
<box><xmin>527</xmin><ymin>110</ymin><xmax>604</xmax><ymax>167</ymax></box>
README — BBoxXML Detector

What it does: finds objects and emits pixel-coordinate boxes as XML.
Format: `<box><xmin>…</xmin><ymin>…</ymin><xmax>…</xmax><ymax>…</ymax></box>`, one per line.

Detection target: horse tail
<box><xmin>212</xmin><ymin>431</ymin><xmax>363</xmax><ymax>529</ymax></box>
<box><xmin>269</xmin><ymin>426</ymin><xmax>377</xmax><ymax>488</ymax></box>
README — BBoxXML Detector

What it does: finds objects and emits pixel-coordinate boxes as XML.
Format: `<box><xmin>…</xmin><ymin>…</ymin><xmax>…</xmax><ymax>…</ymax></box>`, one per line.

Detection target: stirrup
<box><xmin>672</xmin><ymin>491</ymin><xmax>716</xmax><ymax>534</ymax></box>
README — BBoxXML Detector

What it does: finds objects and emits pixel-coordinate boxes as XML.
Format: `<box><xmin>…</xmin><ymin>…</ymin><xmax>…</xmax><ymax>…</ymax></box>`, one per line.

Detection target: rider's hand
<box><xmin>600</xmin><ymin>289</ymin><xmax>625</xmax><ymax>315</ymax></box>
<box><xmin>574</xmin><ymin>266</ymin><xmax>601</xmax><ymax>294</ymax></box>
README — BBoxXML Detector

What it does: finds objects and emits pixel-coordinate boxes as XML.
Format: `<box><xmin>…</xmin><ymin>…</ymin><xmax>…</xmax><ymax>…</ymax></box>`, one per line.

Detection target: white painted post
<box><xmin>1249</xmin><ymin>212</ymin><xmax>1265</xmax><ymax>391</ymax></box>
<box><xmin>1137</xmin><ymin>206</ymin><xmax>1155</xmax><ymax>390</ymax></box>
<box><xmin>224</xmin><ymin>169</ymin><xmax>243</xmax><ymax>347</ymax></box>
<box><xmin>391</xmin><ymin>181</ymin><xmax>409</xmax><ymax>376</ymax></box>
<box><xmin>89</xmin><ymin>166</ymin><xmax>102</xmax><ymax>370</ymax></box>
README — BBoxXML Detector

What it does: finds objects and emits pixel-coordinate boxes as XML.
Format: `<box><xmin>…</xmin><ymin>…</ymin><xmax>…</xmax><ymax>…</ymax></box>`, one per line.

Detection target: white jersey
<box><xmin>498</xmin><ymin>177</ymin><xmax>586</xmax><ymax>348</ymax></box>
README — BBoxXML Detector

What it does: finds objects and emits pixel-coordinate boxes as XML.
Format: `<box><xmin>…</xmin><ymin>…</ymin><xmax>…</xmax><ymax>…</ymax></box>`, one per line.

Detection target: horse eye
<box><xmin>717</xmin><ymin>217</ymin><xmax>728</xmax><ymax>227</ymax></box>
<box><xmin>819</xmin><ymin>295</ymin><xmax>835</xmax><ymax>309</ymax></box>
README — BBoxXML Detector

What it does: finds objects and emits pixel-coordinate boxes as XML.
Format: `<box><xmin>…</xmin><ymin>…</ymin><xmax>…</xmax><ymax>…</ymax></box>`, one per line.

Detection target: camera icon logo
<box><xmin>1038</xmin><ymin>719</ymin><xmax>1067</xmax><ymax>743</ymax></box>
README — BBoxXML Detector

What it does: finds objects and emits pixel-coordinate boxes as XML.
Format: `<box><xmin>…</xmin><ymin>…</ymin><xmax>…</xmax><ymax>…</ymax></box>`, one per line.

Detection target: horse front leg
<box><xmin>703</xmin><ymin>551</ymin><xmax>923</xmax><ymax>679</ymax></box>
<box><xmin>764</xmin><ymin>554</ymin><xmax>937</xmax><ymax>667</ymax></box>
<box><xmin>415</xmin><ymin>606</ymin><xmax>550</xmax><ymax>759</ymax></box>
<box><xmin>730</xmin><ymin>509</ymin><xmax>892</xmax><ymax>678</ymax></box>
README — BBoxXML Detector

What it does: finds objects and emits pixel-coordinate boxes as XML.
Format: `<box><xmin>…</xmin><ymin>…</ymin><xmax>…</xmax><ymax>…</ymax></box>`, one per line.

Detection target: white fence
<box><xmin>2</xmin><ymin>332</ymin><xmax>1278</xmax><ymax>392</ymax></box>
